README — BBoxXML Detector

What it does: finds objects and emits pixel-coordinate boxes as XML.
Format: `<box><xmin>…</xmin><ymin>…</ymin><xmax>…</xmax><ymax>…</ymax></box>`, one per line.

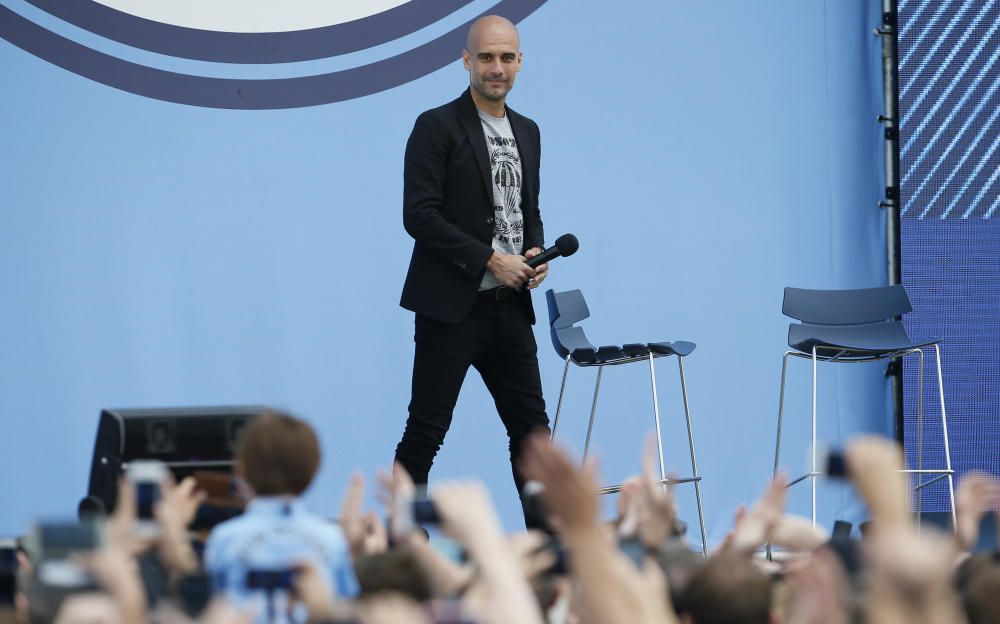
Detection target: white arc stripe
<box><xmin>93</xmin><ymin>0</ymin><xmax>411</xmax><ymax>33</ymax></box>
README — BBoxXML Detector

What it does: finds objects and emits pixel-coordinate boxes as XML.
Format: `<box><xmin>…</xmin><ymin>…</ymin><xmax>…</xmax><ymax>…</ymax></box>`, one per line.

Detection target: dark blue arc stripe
<box><xmin>0</xmin><ymin>0</ymin><xmax>547</xmax><ymax>109</ymax></box>
<box><xmin>25</xmin><ymin>0</ymin><xmax>474</xmax><ymax>64</ymax></box>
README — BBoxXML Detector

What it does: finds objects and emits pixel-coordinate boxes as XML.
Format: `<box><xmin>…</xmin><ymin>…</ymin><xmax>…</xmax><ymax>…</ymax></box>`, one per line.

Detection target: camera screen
<box><xmin>411</xmin><ymin>498</ymin><xmax>440</xmax><ymax>524</ymax></box>
<box><xmin>136</xmin><ymin>482</ymin><xmax>160</xmax><ymax>520</ymax></box>
<box><xmin>246</xmin><ymin>569</ymin><xmax>295</xmax><ymax>591</ymax></box>
<box><xmin>0</xmin><ymin>545</ymin><xmax>15</xmax><ymax>606</ymax></box>
<box><xmin>825</xmin><ymin>452</ymin><xmax>847</xmax><ymax>478</ymax></box>
<box><xmin>39</xmin><ymin>523</ymin><xmax>99</xmax><ymax>555</ymax></box>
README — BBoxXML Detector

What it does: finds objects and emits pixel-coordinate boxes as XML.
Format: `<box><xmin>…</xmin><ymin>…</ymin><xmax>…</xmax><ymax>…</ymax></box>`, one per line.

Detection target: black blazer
<box><xmin>400</xmin><ymin>89</ymin><xmax>544</xmax><ymax>324</ymax></box>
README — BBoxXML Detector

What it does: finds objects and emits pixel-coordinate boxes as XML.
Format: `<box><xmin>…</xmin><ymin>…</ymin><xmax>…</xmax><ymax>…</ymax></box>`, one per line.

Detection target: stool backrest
<box><xmin>547</xmin><ymin>289</ymin><xmax>590</xmax><ymax>327</ymax></box>
<box><xmin>782</xmin><ymin>285</ymin><xmax>912</xmax><ymax>325</ymax></box>
<box><xmin>545</xmin><ymin>289</ymin><xmax>596</xmax><ymax>359</ymax></box>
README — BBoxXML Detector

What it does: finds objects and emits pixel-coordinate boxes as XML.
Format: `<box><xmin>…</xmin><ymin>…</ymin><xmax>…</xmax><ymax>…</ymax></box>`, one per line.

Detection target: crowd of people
<box><xmin>4</xmin><ymin>409</ymin><xmax>1000</xmax><ymax>624</ymax></box>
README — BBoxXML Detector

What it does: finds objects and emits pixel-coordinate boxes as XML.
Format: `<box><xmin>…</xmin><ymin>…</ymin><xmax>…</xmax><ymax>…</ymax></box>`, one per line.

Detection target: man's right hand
<box><xmin>487</xmin><ymin>252</ymin><xmax>536</xmax><ymax>288</ymax></box>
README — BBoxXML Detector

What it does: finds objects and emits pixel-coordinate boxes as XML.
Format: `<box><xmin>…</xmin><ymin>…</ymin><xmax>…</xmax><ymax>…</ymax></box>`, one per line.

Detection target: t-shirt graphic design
<box><xmin>478</xmin><ymin>109</ymin><xmax>523</xmax><ymax>290</ymax></box>
<box><xmin>490</xmin><ymin>140</ymin><xmax>523</xmax><ymax>245</ymax></box>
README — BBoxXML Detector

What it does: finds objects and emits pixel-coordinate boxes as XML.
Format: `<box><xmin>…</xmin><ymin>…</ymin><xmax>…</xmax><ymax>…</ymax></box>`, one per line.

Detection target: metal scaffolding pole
<box><xmin>876</xmin><ymin>0</ymin><xmax>904</xmax><ymax>443</ymax></box>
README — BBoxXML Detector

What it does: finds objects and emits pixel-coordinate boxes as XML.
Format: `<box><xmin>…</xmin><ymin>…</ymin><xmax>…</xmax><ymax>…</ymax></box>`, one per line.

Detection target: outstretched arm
<box><xmin>520</xmin><ymin>435</ymin><xmax>677</xmax><ymax>624</ymax></box>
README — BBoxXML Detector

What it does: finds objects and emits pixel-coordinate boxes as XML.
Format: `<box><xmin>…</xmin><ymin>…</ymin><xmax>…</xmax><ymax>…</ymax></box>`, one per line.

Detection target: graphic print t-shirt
<box><xmin>478</xmin><ymin>109</ymin><xmax>524</xmax><ymax>290</ymax></box>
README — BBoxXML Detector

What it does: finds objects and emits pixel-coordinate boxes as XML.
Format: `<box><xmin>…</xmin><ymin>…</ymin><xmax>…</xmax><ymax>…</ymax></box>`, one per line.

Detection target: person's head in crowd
<box><xmin>679</xmin><ymin>552</ymin><xmax>773</xmax><ymax>624</ymax></box>
<box><xmin>354</xmin><ymin>550</ymin><xmax>433</xmax><ymax>602</ymax></box>
<box><xmin>956</xmin><ymin>553</ymin><xmax>1000</xmax><ymax>624</ymax></box>
<box><xmin>236</xmin><ymin>409</ymin><xmax>321</xmax><ymax>498</ymax></box>
<box><xmin>652</xmin><ymin>539</ymin><xmax>705</xmax><ymax>615</ymax></box>
<box><xmin>206</xmin><ymin>409</ymin><xmax>361</xmax><ymax>617</ymax></box>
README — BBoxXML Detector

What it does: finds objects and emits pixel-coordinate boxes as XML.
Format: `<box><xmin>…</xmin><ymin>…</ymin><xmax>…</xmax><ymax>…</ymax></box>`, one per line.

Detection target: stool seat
<box><xmin>788</xmin><ymin>322</ymin><xmax>941</xmax><ymax>356</ymax></box>
<box><xmin>651</xmin><ymin>341</ymin><xmax>697</xmax><ymax>357</ymax></box>
<box><xmin>571</xmin><ymin>341</ymin><xmax>699</xmax><ymax>366</ymax></box>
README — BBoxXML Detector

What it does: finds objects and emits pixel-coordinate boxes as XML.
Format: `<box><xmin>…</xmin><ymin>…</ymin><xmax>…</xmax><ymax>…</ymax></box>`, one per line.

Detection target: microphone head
<box><xmin>554</xmin><ymin>233</ymin><xmax>579</xmax><ymax>257</ymax></box>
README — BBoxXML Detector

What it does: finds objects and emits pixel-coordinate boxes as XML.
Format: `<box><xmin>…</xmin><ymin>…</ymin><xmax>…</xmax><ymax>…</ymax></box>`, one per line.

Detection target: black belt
<box><xmin>479</xmin><ymin>286</ymin><xmax>518</xmax><ymax>301</ymax></box>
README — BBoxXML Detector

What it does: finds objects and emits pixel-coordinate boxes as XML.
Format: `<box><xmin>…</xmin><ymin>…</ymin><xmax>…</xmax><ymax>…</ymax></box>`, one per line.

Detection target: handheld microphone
<box><xmin>525</xmin><ymin>233</ymin><xmax>579</xmax><ymax>268</ymax></box>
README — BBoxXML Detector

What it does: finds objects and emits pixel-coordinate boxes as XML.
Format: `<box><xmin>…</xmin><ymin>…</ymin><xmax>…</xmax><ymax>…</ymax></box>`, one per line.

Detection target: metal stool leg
<box><xmin>934</xmin><ymin>344</ymin><xmax>957</xmax><ymax>528</ymax></box>
<box><xmin>647</xmin><ymin>353</ymin><xmax>667</xmax><ymax>482</ymax></box>
<box><xmin>582</xmin><ymin>366</ymin><xmax>604</xmax><ymax>465</ymax></box>
<box><xmin>811</xmin><ymin>346</ymin><xmax>818</xmax><ymax>527</ymax></box>
<box><xmin>768</xmin><ymin>351</ymin><xmax>793</xmax><ymax>560</ymax></box>
<box><xmin>773</xmin><ymin>352</ymin><xmax>793</xmax><ymax>479</ymax></box>
<box><xmin>678</xmin><ymin>356</ymin><xmax>708</xmax><ymax>556</ymax></box>
<box><xmin>551</xmin><ymin>354</ymin><xmax>572</xmax><ymax>440</ymax></box>
<box><xmin>914</xmin><ymin>348</ymin><xmax>924</xmax><ymax>528</ymax></box>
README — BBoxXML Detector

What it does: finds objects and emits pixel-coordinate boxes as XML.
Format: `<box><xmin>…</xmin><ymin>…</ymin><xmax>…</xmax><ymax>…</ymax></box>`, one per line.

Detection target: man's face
<box><xmin>463</xmin><ymin>24</ymin><xmax>521</xmax><ymax>103</ymax></box>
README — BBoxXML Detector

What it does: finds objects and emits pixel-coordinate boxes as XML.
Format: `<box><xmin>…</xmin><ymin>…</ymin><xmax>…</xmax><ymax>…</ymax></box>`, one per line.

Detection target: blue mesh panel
<box><xmin>899</xmin><ymin>0</ymin><xmax>1000</xmax><ymax>512</ymax></box>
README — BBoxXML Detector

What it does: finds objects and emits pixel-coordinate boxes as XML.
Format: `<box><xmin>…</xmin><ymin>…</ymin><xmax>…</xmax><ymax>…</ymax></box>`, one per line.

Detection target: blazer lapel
<box><xmin>456</xmin><ymin>89</ymin><xmax>495</xmax><ymax>207</ymax></box>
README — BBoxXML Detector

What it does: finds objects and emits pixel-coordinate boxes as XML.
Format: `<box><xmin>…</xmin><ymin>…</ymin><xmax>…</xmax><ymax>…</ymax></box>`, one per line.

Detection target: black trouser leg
<box><xmin>394</xmin><ymin>313</ymin><xmax>482</xmax><ymax>485</ymax></box>
<box><xmin>395</xmin><ymin>295</ymin><xmax>549</xmax><ymax>531</ymax></box>
<box><xmin>474</xmin><ymin>299</ymin><xmax>550</xmax><ymax>527</ymax></box>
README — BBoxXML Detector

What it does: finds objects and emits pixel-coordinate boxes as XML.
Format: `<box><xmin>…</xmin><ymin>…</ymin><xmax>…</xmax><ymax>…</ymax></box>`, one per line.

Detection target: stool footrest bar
<box><xmin>598</xmin><ymin>476</ymin><xmax>701</xmax><ymax>496</ymax></box>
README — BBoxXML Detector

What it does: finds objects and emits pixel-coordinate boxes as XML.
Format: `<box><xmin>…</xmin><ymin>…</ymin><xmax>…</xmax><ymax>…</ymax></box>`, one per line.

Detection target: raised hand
<box><xmin>80</xmin><ymin>543</ymin><xmax>147</xmax><ymax>624</ymax></box>
<box><xmin>845</xmin><ymin>437</ymin><xmax>908</xmax><ymax>528</ymax></box>
<box><xmin>338</xmin><ymin>472</ymin><xmax>367</xmax><ymax>558</ymax></box>
<box><xmin>519</xmin><ymin>434</ymin><xmax>677</xmax><ymax>624</ymax></box>
<box><xmin>431</xmin><ymin>481</ymin><xmax>545</xmax><ymax>624</ymax></box>
<box><xmin>955</xmin><ymin>471</ymin><xmax>1000</xmax><ymax>551</ymax></box>
<box><xmin>432</xmin><ymin>482</ymin><xmax>505</xmax><ymax>550</ymax></box>
<box><xmin>376</xmin><ymin>462</ymin><xmax>418</xmax><ymax>543</ymax></box>
<box><xmin>633</xmin><ymin>436</ymin><xmax>678</xmax><ymax>549</ymax></box>
<box><xmin>726</xmin><ymin>473</ymin><xmax>787</xmax><ymax>555</ymax></box>
<box><xmin>769</xmin><ymin>515</ymin><xmax>829</xmax><ymax>553</ymax></box>
<box><xmin>518</xmin><ymin>434</ymin><xmax>600</xmax><ymax>535</ymax></box>
<box><xmin>155</xmin><ymin>475</ymin><xmax>206</xmax><ymax>574</ymax></box>
<box><xmin>105</xmin><ymin>478</ymin><xmax>150</xmax><ymax>558</ymax></box>
<box><xmin>846</xmin><ymin>436</ymin><xmax>965</xmax><ymax>622</ymax></box>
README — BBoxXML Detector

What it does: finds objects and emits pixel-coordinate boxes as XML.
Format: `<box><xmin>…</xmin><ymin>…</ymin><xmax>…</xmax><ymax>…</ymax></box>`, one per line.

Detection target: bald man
<box><xmin>395</xmin><ymin>16</ymin><xmax>550</xmax><ymax>525</ymax></box>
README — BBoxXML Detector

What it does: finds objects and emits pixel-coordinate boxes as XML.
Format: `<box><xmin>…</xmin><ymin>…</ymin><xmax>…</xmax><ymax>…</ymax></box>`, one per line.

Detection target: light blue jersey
<box><xmin>204</xmin><ymin>497</ymin><xmax>359</xmax><ymax>624</ymax></box>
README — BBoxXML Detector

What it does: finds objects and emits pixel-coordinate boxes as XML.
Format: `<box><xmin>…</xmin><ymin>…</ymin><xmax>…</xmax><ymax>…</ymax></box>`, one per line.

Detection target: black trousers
<box><xmin>394</xmin><ymin>288</ymin><xmax>550</xmax><ymax>520</ymax></box>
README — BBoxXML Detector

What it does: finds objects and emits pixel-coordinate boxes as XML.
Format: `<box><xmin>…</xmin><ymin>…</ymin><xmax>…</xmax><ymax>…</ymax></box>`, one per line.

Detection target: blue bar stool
<box><xmin>545</xmin><ymin>289</ymin><xmax>707</xmax><ymax>554</ymax></box>
<box><xmin>773</xmin><ymin>285</ymin><xmax>956</xmax><ymax>527</ymax></box>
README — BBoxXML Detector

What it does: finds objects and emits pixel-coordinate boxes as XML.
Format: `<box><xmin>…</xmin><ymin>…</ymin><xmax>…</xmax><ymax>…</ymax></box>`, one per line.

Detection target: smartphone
<box><xmin>814</xmin><ymin>446</ymin><xmax>847</xmax><ymax>479</ymax></box>
<box><xmin>832</xmin><ymin>520</ymin><xmax>853</xmax><ymax>539</ymax></box>
<box><xmin>412</xmin><ymin>498</ymin><xmax>440</xmax><ymax>525</ymax></box>
<box><xmin>0</xmin><ymin>539</ymin><xmax>16</xmax><ymax>606</ymax></box>
<box><xmin>246</xmin><ymin>569</ymin><xmax>296</xmax><ymax>591</ymax></box>
<box><xmin>126</xmin><ymin>460</ymin><xmax>167</xmax><ymax>537</ymax></box>
<box><xmin>393</xmin><ymin>490</ymin><xmax>440</xmax><ymax>538</ymax></box>
<box><xmin>177</xmin><ymin>573</ymin><xmax>212</xmax><ymax>616</ymax></box>
<box><xmin>35</xmin><ymin>521</ymin><xmax>100</xmax><ymax>560</ymax></box>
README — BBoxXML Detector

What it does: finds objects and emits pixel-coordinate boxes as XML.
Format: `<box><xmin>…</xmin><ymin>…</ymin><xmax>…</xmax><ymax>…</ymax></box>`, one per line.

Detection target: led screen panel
<box><xmin>898</xmin><ymin>0</ymin><xmax>1000</xmax><ymax>511</ymax></box>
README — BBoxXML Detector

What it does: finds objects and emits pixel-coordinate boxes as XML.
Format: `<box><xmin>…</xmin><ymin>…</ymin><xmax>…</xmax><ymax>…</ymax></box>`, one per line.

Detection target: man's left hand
<box><xmin>523</xmin><ymin>248</ymin><xmax>548</xmax><ymax>289</ymax></box>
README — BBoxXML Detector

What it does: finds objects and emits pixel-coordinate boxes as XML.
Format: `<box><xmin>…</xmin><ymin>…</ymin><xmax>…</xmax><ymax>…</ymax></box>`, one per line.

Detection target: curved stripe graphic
<box><xmin>25</xmin><ymin>0</ymin><xmax>474</xmax><ymax>64</ymax></box>
<box><xmin>0</xmin><ymin>0</ymin><xmax>548</xmax><ymax>109</ymax></box>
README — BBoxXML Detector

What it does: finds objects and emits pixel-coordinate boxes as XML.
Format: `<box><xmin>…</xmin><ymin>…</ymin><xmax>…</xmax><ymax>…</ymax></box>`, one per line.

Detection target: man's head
<box><xmin>236</xmin><ymin>410</ymin><xmax>321</xmax><ymax>497</ymax></box>
<box><xmin>462</xmin><ymin>15</ymin><xmax>522</xmax><ymax>106</ymax></box>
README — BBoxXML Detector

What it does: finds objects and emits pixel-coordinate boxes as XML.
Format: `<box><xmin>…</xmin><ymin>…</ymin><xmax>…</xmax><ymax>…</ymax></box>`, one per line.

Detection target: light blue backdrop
<box><xmin>0</xmin><ymin>0</ymin><xmax>887</xmax><ymax>546</ymax></box>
